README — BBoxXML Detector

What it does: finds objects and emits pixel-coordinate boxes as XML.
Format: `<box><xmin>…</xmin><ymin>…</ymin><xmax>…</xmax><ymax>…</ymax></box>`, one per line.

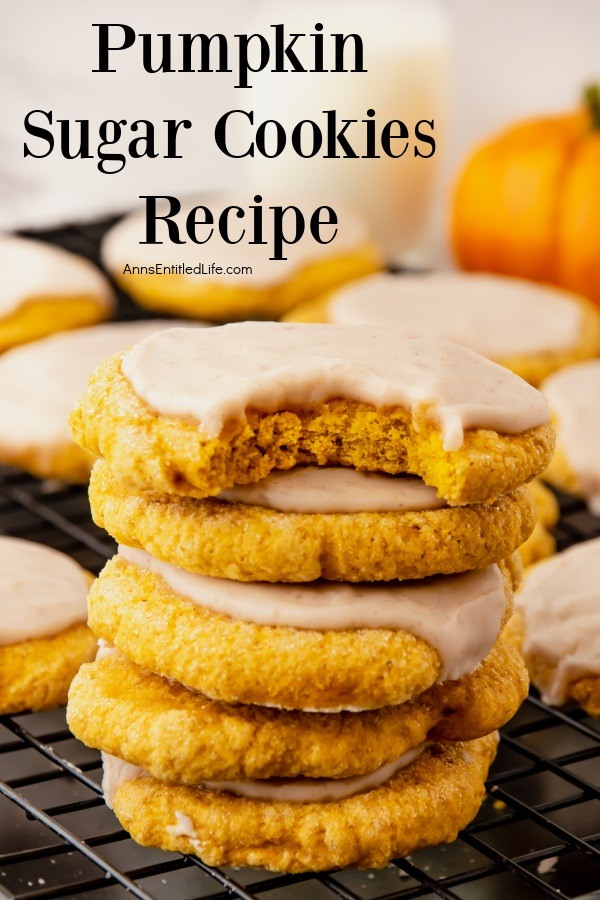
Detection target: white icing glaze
<box><xmin>218</xmin><ymin>467</ymin><xmax>446</xmax><ymax>513</ymax></box>
<box><xmin>0</xmin><ymin>235</ymin><xmax>113</xmax><ymax>318</ymax></box>
<box><xmin>118</xmin><ymin>545</ymin><xmax>507</xmax><ymax>682</ymax></box>
<box><xmin>101</xmin><ymin>752</ymin><xmax>143</xmax><ymax>809</ymax></box>
<box><xmin>204</xmin><ymin>743</ymin><xmax>429</xmax><ymax>803</ymax></box>
<box><xmin>0</xmin><ymin>321</ymin><xmax>196</xmax><ymax>456</ymax></box>
<box><xmin>121</xmin><ymin>323</ymin><xmax>549</xmax><ymax>453</ymax></box>
<box><xmin>0</xmin><ymin>536</ymin><xmax>89</xmax><ymax>645</ymax></box>
<box><xmin>101</xmin><ymin>194</ymin><xmax>371</xmax><ymax>288</ymax></box>
<box><xmin>103</xmin><ymin>744</ymin><xmax>429</xmax><ymax>808</ymax></box>
<box><xmin>329</xmin><ymin>272</ymin><xmax>584</xmax><ymax>359</ymax></box>
<box><xmin>543</xmin><ymin>360</ymin><xmax>600</xmax><ymax>513</ymax></box>
<box><xmin>516</xmin><ymin>537</ymin><xmax>600</xmax><ymax>705</ymax></box>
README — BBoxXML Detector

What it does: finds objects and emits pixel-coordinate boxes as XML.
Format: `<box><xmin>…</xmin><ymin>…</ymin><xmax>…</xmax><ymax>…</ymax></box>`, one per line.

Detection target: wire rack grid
<box><xmin>0</xmin><ymin>221</ymin><xmax>599</xmax><ymax>900</ymax></box>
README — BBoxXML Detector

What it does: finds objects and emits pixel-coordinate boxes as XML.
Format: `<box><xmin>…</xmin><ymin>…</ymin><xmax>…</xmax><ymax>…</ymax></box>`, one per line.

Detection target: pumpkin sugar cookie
<box><xmin>0</xmin><ymin>235</ymin><xmax>114</xmax><ymax>352</ymax></box>
<box><xmin>542</xmin><ymin>360</ymin><xmax>600</xmax><ymax>513</ymax></box>
<box><xmin>518</xmin><ymin>480</ymin><xmax>558</xmax><ymax>569</ymax></box>
<box><xmin>87</xmin><ymin>550</ymin><xmax>514</xmax><ymax>712</ymax></box>
<box><xmin>0</xmin><ymin>536</ymin><xmax>95</xmax><ymax>715</ymax></box>
<box><xmin>105</xmin><ymin>734</ymin><xmax>499</xmax><ymax>873</ymax></box>
<box><xmin>0</xmin><ymin>320</ymin><xmax>194</xmax><ymax>482</ymax></box>
<box><xmin>70</xmin><ymin>323</ymin><xmax>554</xmax><ymax>505</ymax></box>
<box><xmin>68</xmin><ymin>638</ymin><xmax>526</xmax><ymax>784</ymax></box>
<box><xmin>89</xmin><ymin>460</ymin><xmax>535</xmax><ymax>582</ymax></box>
<box><xmin>509</xmin><ymin>538</ymin><xmax>600</xmax><ymax>716</ymax></box>
<box><xmin>284</xmin><ymin>272</ymin><xmax>600</xmax><ymax>386</ymax></box>
<box><xmin>101</xmin><ymin>195</ymin><xmax>382</xmax><ymax>322</ymax></box>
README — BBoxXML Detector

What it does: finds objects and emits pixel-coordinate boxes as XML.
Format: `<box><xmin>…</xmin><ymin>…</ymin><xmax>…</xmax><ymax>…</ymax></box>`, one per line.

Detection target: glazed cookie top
<box><xmin>119</xmin><ymin>545</ymin><xmax>508</xmax><ymax>682</ymax></box>
<box><xmin>516</xmin><ymin>538</ymin><xmax>600</xmax><ymax>705</ymax></box>
<box><xmin>0</xmin><ymin>235</ymin><xmax>114</xmax><ymax>318</ymax></box>
<box><xmin>121</xmin><ymin>322</ymin><xmax>549</xmax><ymax>452</ymax></box>
<box><xmin>101</xmin><ymin>194</ymin><xmax>375</xmax><ymax>288</ymax></box>
<box><xmin>219</xmin><ymin>468</ymin><xmax>446</xmax><ymax>513</ymax></box>
<box><xmin>327</xmin><ymin>273</ymin><xmax>586</xmax><ymax>359</ymax></box>
<box><xmin>542</xmin><ymin>360</ymin><xmax>600</xmax><ymax>513</ymax></box>
<box><xmin>1</xmin><ymin>536</ymin><xmax>89</xmax><ymax>645</ymax></box>
<box><xmin>0</xmin><ymin>320</ymin><xmax>191</xmax><ymax>451</ymax></box>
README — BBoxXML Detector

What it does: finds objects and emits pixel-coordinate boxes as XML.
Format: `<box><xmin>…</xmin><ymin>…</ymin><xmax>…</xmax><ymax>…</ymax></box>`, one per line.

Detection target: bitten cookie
<box><xmin>509</xmin><ymin>538</ymin><xmax>600</xmax><ymax>716</ymax></box>
<box><xmin>101</xmin><ymin>195</ymin><xmax>382</xmax><ymax>322</ymax></box>
<box><xmin>0</xmin><ymin>320</ymin><xmax>194</xmax><ymax>482</ymax></box>
<box><xmin>68</xmin><ymin>638</ymin><xmax>526</xmax><ymax>783</ymax></box>
<box><xmin>284</xmin><ymin>272</ymin><xmax>600</xmax><ymax>386</ymax></box>
<box><xmin>87</xmin><ymin>550</ymin><xmax>514</xmax><ymax>711</ymax></box>
<box><xmin>0</xmin><ymin>536</ymin><xmax>96</xmax><ymax>714</ymax></box>
<box><xmin>0</xmin><ymin>235</ymin><xmax>114</xmax><ymax>352</ymax></box>
<box><xmin>106</xmin><ymin>734</ymin><xmax>499</xmax><ymax>873</ymax></box>
<box><xmin>89</xmin><ymin>460</ymin><xmax>535</xmax><ymax>582</ymax></box>
<box><xmin>542</xmin><ymin>360</ymin><xmax>600</xmax><ymax>513</ymax></box>
<box><xmin>70</xmin><ymin>323</ymin><xmax>554</xmax><ymax>506</ymax></box>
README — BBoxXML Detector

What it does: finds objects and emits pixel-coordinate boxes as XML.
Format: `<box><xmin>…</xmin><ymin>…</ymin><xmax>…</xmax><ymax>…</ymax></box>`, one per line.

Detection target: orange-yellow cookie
<box><xmin>101</xmin><ymin>195</ymin><xmax>382</xmax><ymax>322</ymax></box>
<box><xmin>108</xmin><ymin>734</ymin><xmax>498</xmax><ymax>873</ymax></box>
<box><xmin>87</xmin><ymin>552</ymin><xmax>514</xmax><ymax>712</ymax></box>
<box><xmin>518</xmin><ymin>480</ymin><xmax>558</xmax><ymax>568</ymax></box>
<box><xmin>89</xmin><ymin>460</ymin><xmax>535</xmax><ymax>582</ymax></box>
<box><xmin>67</xmin><ymin>638</ymin><xmax>526</xmax><ymax>783</ymax></box>
<box><xmin>70</xmin><ymin>323</ymin><xmax>555</xmax><ymax>505</ymax></box>
<box><xmin>0</xmin><ymin>235</ymin><xmax>114</xmax><ymax>352</ymax></box>
<box><xmin>0</xmin><ymin>536</ymin><xmax>95</xmax><ymax>714</ymax></box>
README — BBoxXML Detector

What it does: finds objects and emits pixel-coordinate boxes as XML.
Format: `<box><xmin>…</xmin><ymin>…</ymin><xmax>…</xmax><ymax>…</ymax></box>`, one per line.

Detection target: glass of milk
<box><xmin>244</xmin><ymin>0</ymin><xmax>451</xmax><ymax>267</ymax></box>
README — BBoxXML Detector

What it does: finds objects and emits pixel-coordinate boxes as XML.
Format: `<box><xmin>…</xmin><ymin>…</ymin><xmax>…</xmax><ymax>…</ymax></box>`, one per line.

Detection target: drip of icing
<box><xmin>329</xmin><ymin>272</ymin><xmax>583</xmax><ymax>359</ymax></box>
<box><xmin>0</xmin><ymin>235</ymin><xmax>113</xmax><ymax>317</ymax></box>
<box><xmin>121</xmin><ymin>323</ymin><xmax>549</xmax><ymax>453</ymax></box>
<box><xmin>0</xmin><ymin>321</ymin><xmax>195</xmax><ymax>452</ymax></box>
<box><xmin>101</xmin><ymin>753</ymin><xmax>143</xmax><ymax>809</ymax></box>
<box><xmin>0</xmin><ymin>536</ymin><xmax>89</xmax><ymax>646</ymax></box>
<box><xmin>516</xmin><ymin>537</ymin><xmax>600</xmax><ymax>705</ymax></box>
<box><xmin>218</xmin><ymin>467</ymin><xmax>446</xmax><ymax>513</ymax></box>
<box><xmin>543</xmin><ymin>361</ymin><xmax>600</xmax><ymax>513</ymax></box>
<box><xmin>102</xmin><ymin>744</ymin><xmax>429</xmax><ymax>810</ymax></box>
<box><xmin>101</xmin><ymin>194</ymin><xmax>372</xmax><ymax>287</ymax></box>
<box><xmin>118</xmin><ymin>545</ymin><xmax>507</xmax><ymax>682</ymax></box>
<box><xmin>204</xmin><ymin>743</ymin><xmax>429</xmax><ymax>802</ymax></box>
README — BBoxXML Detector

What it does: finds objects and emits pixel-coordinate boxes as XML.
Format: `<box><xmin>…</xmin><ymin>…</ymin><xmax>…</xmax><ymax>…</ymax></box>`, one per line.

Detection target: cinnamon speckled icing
<box><xmin>329</xmin><ymin>273</ymin><xmax>583</xmax><ymax>358</ymax></box>
<box><xmin>102</xmin><ymin>743</ymin><xmax>429</xmax><ymax>806</ymax></box>
<box><xmin>219</xmin><ymin>467</ymin><xmax>446</xmax><ymax>513</ymax></box>
<box><xmin>118</xmin><ymin>545</ymin><xmax>507</xmax><ymax>683</ymax></box>
<box><xmin>121</xmin><ymin>323</ymin><xmax>549</xmax><ymax>452</ymax></box>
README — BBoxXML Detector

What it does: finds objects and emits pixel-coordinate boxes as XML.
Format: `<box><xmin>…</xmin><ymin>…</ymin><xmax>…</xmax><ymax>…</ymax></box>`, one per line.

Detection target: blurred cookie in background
<box><xmin>508</xmin><ymin>538</ymin><xmax>600</xmax><ymax>717</ymax></box>
<box><xmin>0</xmin><ymin>235</ymin><xmax>114</xmax><ymax>352</ymax></box>
<box><xmin>518</xmin><ymin>480</ymin><xmax>559</xmax><ymax>569</ymax></box>
<box><xmin>542</xmin><ymin>359</ymin><xmax>600</xmax><ymax>513</ymax></box>
<box><xmin>0</xmin><ymin>320</ymin><xmax>200</xmax><ymax>482</ymax></box>
<box><xmin>0</xmin><ymin>536</ymin><xmax>95</xmax><ymax>715</ymax></box>
<box><xmin>284</xmin><ymin>272</ymin><xmax>600</xmax><ymax>386</ymax></box>
<box><xmin>101</xmin><ymin>194</ymin><xmax>382</xmax><ymax>323</ymax></box>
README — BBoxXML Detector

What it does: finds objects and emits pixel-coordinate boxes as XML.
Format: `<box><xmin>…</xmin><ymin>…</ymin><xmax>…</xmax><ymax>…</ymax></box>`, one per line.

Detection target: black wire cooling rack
<box><xmin>0</xmin><ymin>221</ymin><xmax>599</xmax><ymax>900</ymax></box>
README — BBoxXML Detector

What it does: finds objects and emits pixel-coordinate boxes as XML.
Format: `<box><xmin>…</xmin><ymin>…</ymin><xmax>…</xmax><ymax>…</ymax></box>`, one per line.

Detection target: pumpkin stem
<box><xmin>584</xmin><ymin>83</ymin><xmax>600</xmax><ymax>130</ymax></box>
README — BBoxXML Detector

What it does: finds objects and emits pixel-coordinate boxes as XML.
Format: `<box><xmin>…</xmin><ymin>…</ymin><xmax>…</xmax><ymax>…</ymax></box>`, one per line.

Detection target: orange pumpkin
<box><xmin>452</xmin><ymin>86</ymin><xmax>600</xmax><ymax>307</ymax></box>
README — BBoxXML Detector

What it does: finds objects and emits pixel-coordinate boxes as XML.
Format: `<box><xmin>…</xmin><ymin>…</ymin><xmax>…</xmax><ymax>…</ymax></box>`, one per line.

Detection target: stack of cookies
<box><xmin>67</xmin><ymin>322</ymin><xmax>554</xmax><ymax>873</ymax></box>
